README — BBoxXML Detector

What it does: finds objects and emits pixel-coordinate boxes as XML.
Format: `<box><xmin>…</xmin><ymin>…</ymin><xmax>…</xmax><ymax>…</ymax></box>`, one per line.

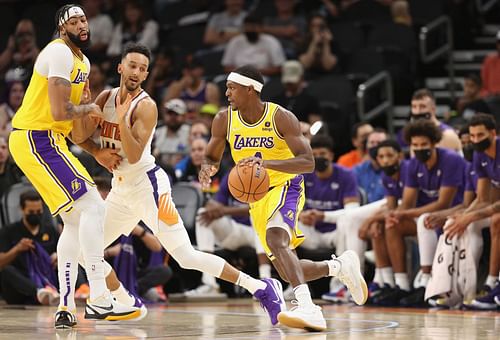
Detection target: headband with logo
<box><xmin>227</xmin><ymin>72</ymin><xmax>263</xmax><ymax>92</ymax></box>
<box><xmin>59</xmin><ymin>6</ymin><xmax>86</xmax><ymax>26</ymax></box>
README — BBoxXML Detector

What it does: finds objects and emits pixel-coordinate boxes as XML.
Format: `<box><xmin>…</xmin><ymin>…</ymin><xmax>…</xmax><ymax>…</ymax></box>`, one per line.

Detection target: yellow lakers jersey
<box><xmin>227</xmin><ymin>102</ymin><xmax>295</xmax><ymax>187</ymax></box>
<box><xmin>12</xmin><ymin>39</ymin><xmax>89</xmax><ymax>137</ymax></box>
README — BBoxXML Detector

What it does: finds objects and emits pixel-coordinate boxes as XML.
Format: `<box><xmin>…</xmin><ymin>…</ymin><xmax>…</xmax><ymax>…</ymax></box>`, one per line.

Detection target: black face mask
<box><xmin>462</xmin><ymin>145</ymin><xmax>474</xmax><ymax>162</ymax></box>
<box><xmin>368</xmin><ymin>146</ymin><xmax>378</xmax><ymax>160</ymax></box>
<box><xmin>472</xmin><ymin>137</ymin><xmax>491</xmax><ymax>152</ymax></box>
<box><xmin>381</xmin><ymin>163</ymin><xmax>400</xmax><ymax>176</ymax></box>
<box><xmin>245</xmin><ymin>31</ymin><xmax>259</xmax><ymax>43</ymax></box>
<box><xmin>414</xmin><ymin>148</ymin><xmax>432</xmax><ymax>163</ymax></box>
<box><xmin>67</xmin><ymin>30</ymin><xmax>91</xmax><ymax>49</ymax></box>
<box><xmin>26</xmin><ymin>213</ymin><xmax>42</xmax><ymax>226</ymax></box>
<box><xmin>314</xmin><ymin>157</ymin><xmax>329</xmax><ymax>172</ymax></box>
<box><xmin>410</xmin><ymin>112</ymin><xmax>432</xmax><ymax>121</ymax></box>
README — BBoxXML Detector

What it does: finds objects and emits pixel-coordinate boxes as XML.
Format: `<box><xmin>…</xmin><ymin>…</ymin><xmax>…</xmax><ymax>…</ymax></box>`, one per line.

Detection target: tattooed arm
<box><xmin>48</xmin><ymin>77</ymin><xmax>102</xmax><ymax>121</ymax></box>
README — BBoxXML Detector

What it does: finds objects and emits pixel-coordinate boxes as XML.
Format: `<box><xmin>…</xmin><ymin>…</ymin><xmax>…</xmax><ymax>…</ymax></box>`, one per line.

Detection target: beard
<box><xmin>67</xmin><ymin>30</ymin><xmax>91</xmax><ymax>49</ymax></box>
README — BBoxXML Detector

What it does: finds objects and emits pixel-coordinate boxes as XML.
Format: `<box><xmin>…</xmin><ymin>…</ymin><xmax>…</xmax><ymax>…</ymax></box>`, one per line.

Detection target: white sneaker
<box><xmin>333</xmin><ymin>250</ymin><xmax>368</xmax><ymax>305</ymax></box>
<box><xmin>112</xmin><ymin>288</ymin><xmax>148</xmax><ymax>321</ymax></box>
<box><xmin>85</xmin><ymin>291</ymin><xmax>141</xmax><ymax>321</ymax></box>
<box><xmin>277</xmin><ymin>302</ymin><xmax>327</xmax><ymax>331</ymax></box>
<box><xmin>184</xmin><ymin>284</ymin><xmax>228</xmax><ymax>298</ymax></box>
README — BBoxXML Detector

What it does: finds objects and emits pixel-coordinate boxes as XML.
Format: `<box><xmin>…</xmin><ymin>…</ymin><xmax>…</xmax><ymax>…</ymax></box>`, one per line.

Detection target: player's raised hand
<box><xmin>95</xmin><ymin>148</ymin><xmax>122</xmax><ymax>173</ymax></box>
<box><xmin>116</xmin><ymin>93</ymin><xmax>133</xmax><ymax>121</ymax></box>
<box><xmin>199</xmin><ymin>162</ymin><xmax>218</xmax><ymax>191</ymax></box>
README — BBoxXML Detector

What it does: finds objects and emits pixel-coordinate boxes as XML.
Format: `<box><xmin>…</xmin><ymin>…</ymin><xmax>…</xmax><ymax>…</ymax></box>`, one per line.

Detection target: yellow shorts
<box><xmin>249</xmin><ymin>175</ymin><xmax>305</xmax><ymax>260</ymax></box>
<box><xmin>9</xmin><ymin>129</ymin><xmax>94</xmax><ymax>215</ymax></box>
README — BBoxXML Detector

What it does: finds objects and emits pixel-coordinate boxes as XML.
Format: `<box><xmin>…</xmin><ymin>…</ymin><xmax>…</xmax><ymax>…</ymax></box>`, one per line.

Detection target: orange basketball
<box><xmin>228</xmin><ymin>163</ymin><xmax>270</xmax><ymax>203</ymax></box>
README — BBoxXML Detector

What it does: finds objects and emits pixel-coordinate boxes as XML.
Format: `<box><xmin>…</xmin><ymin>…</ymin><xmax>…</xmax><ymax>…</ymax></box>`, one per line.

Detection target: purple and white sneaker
<box><xmin>254</xmin><ymin>278</ymin><xmax>286</xmax><ymax>325</ymax></box>
<box><xmin>464</xmin><ymin>281</ymin><xmax>500</xmax><ymax>310</ymax></box>
<box><xmin>132</xmin><ymin>295</ymin><xmax>148</xmax><ymax>321</ymax></box>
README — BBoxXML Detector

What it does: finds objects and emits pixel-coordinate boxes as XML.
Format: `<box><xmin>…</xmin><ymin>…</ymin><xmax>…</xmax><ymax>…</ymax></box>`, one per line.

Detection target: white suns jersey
<box><xmin>100</xmin><ymin>87</ymin><xmax>156</xmax><ymax>176</ymax></box>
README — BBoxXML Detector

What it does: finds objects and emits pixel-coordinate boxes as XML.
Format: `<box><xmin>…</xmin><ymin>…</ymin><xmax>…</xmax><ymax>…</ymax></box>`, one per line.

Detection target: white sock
<box><xmin>325</xmin><ymin>258</ymin><xmax>341</xmax><ymax>277</ymax></box>
<box><xmin>57</xmin><ymin>212</ymin><xmax>81</xmax><ymax>311</ymax></box>
<box><xmin>417</xmin><ymin>273</ymin><xmax>431</xmax><ymax>288</ymax></box>
<box><xmin>381</xmin><ymin>267</ymin><xmax>395</xmax><ymax>287</ymax></box>
<box><xmin>259</xmin><ymin>264</ymin><xmax>272</xmax><ymax>279</ymax></box>
<box><xmin>202</xmin><ymin>273</ymin><xmax>217</xmax><ymax>287</ymax></box>
<box><xmin>236</xmin><ymin>272</ymin><xmax>266</xmax><ymax>294</ymax></box>
<box><xmin>111</xmin><ymin>283</ymin><xmax>135</xmax><ymax>305</ymax></box>
<box><xmin>294</xmin><ymin>284</ymin><xmax>314</xmax><ymax>307</ymax></box>
<box><xmin>486</xmin><ymin>275</ymin><xmax>497</xmax><ymax>288</ymax></box>
<box><xmin>373</xmin><ymin>268</ymin><xmax>384</xmax><ymax>286</ymax></box>
<box><xmin>394</xmin><ymin>273</ymin><xmax>410</xmax><ymax>291</ymax></box>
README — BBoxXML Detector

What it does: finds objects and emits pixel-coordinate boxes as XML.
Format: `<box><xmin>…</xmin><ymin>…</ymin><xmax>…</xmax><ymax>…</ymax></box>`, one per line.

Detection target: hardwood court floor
<box><xmin>0</xmin><ymin>300</ymin><xmax>498</xmax><ymax>340</ymax></box>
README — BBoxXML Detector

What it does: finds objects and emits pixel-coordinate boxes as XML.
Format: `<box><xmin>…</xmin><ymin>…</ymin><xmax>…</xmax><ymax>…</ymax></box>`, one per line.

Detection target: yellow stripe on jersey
<box><xmin>12</xmin><ymin>39</ymin><xmax>88</xmax><ymax>137</ymax></box>
<box><xmin>227</xmin><ymin>102</ymin><xmax>295</xmax><ymax>187</ymax></box>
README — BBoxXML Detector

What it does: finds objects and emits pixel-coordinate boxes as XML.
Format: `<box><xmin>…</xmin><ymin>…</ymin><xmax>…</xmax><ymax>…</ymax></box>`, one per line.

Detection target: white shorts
<box><xmin>102</xmin><ymin>165</ymin><xmax>179</xmax><ymax>247</ymax></box>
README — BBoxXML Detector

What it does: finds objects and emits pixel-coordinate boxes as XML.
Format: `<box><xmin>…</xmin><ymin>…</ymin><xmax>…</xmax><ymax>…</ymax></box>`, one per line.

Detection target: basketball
<box><xmin>228</xmin><ymin>163</ymin><xmax>270</xmax><ymax>203</ymax></box>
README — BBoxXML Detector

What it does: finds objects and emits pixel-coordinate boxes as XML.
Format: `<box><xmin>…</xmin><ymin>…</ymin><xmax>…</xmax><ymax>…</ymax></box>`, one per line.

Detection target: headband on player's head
<box><xmin>59</xmin><ymin>5</ymin><xmax>85</xmax><ymax>26</ymax></box>
<box><xmin>227</xmin><ymin>72</ymin><xmax>263</xmax><ymax>92</ymax></box>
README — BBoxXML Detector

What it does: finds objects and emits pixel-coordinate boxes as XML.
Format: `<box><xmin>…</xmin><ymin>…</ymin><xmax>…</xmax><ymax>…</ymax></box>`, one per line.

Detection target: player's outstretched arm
<box><xmin>118</xmin><ymin>95</ymin><xmax>158</xmax><ymax>164</ymax></box>
<box><xmin>71</xmin><ymin>89</ymin><xmax>111</xmax><ymax>144</ymax></box>
<box><xmin>200</xmin><ymin>110</ymin><xmax>228</xmax><ymax>190</ymax></box>
<box><xmin>263</xmin><ymin>109</ymin><xmax>314</xmax><ymax>174</ymax></box>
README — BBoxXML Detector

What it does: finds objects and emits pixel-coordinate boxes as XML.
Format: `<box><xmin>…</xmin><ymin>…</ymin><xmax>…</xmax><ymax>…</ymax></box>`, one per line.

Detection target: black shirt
<box><xmin>0</xmin><ymin>162</ymin><xmax>23</xmax><ymax>199</ymax></box>
<box><xmin>272</xmin><ymin>89</ymin><xmax>320</xmax><ymax>122</ymax></box>
<box><xmin>0</xmin><ymin>220</ymin><xmax>59</xmax><ymax>274</ymax></box>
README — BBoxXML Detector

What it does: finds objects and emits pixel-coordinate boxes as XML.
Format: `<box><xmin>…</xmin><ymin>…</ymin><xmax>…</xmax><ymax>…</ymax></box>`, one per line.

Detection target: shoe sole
<box><xmin>340</xmin><ymin>250</ymin><xmax>368</xmax><ymax>305</ymax></box>
<box><xmin>55</xmin><ymin>322</ymin><xmax>76</xmax><ymax>329</ymax></box>
<box><xmin>85</xmin><ymin>309</ymin><xmax>142</xmax><ymax>321</ymax></box>
<box><xmin>277</xmin><ymin>312</ymin><xmax>326</xmax><ymax>332</ymax></box>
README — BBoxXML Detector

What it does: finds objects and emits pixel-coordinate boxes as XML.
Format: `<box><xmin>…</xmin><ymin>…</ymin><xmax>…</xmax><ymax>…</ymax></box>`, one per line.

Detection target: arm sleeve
<box><xmin>37</xmin><ymin>43</ymin><xmax>74</xmax><ymax>81</ymax></box>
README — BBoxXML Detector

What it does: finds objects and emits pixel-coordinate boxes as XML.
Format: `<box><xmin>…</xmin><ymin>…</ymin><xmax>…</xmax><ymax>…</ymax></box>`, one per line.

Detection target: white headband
<box><xmin>59</xmin><ymin>6</ymin><xmax>85</xmax><ymax>26</ymax></box>
<box><xmin>227</xmin><ymin>72</ymin><xmax>263</xmax><ymax>92</ymax></box>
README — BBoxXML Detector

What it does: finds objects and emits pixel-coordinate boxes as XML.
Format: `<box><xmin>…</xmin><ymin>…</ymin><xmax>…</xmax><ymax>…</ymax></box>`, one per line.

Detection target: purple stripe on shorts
<box><xmin>147</xmin><ymin>165</ymin><xmax>160</xmax><ymax>206</ymax></box>
<box><xmin>278</xmin><ymin>175</ymin><xmax>303</xmax><ymax>229</ymax></box>
<box><xmin>30</xmin><ymin>131</ymin><xmax>88</xmax><ymax>201</ymax></box>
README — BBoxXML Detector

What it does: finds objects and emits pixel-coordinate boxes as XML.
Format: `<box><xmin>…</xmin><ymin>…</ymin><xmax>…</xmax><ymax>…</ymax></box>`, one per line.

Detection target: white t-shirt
<box><xmin>222</xmin><ymin>33</ymin><xmax>286</xmax><ymax>69</ymax></box>
<box><xmin>153</xmin><ymin>124</ymin><xmax>190</xmax><ymax>155</ymax></box>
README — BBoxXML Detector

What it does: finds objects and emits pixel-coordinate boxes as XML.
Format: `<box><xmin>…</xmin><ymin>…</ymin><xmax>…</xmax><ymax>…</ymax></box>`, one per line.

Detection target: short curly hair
<box><xmin>403</xmin><ymin>120</ymin><xmax>442</xmax><ymax>145</ymax></box>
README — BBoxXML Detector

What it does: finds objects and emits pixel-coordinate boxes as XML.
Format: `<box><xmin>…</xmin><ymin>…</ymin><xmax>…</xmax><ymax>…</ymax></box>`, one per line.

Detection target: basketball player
<box><xmin>200</xmin><ymin>65</ymin><xmax>368</xmax><ymax>331</ymax></box>
<box><xmin>8</xmin><ymin>4</ymin><xmax>139</xmax><ymax>329</ymax></box>
<box><xmin>71</xmin><ymin>43</ymin><xmax>287</xmax><ymax>327</ymax></box>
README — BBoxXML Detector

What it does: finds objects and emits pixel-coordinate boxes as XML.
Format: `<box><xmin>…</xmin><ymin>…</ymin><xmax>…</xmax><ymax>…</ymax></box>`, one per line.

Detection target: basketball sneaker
<box><xmin>277</xmin><ymin>301</ymin><xmax>327</xmax><ymax>332</ymax></box>
<box><xmin>37</xmin><ymin>285</ymin><xmax>60</xmax><ymax>306</ymax></box>
<box><xmin>54</xmin><ymin>308</ymin><xmax>77</xmax><ymax>329</ymax></box>
<box><xmin>464</xmin><ymin>281</ymin><xmax>500</xmax><ymax>310</ymax></box>
<box><xmin>253</xmin><ymin>278</ymin><xmax>286</xmax><ymax>325</ymax></box>
<box><xmin>85</xmin><ymin>291</ymin><xmax>141</xmax><ymax>321</ymax></box>
<box><xmin>331</xmin><ymin>250</ymin><xmax>368</xmax><ymax>305</ymax></box>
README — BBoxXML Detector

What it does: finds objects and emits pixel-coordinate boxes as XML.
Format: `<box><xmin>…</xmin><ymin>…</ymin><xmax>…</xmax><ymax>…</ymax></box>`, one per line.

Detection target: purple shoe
<box><xmin>254</xmin><ymin>278</ymin><xmax>286</xmax><ymax>325</ymax></box>
<box><xmin>464</xmin><ymin>281</ymin><xmax>500</xmax><ymax>310</ymax></box>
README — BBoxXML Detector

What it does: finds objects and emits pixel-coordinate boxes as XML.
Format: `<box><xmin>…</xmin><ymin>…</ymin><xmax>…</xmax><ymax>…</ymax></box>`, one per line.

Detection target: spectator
<box><xmin>153</xmin><ymin>99</ymin><xmax>190</xmax><ymax>167</ymax></box>
<box><xmin>188</xmin><ymin>121</ymin><xmax>210</xmax><ymax>145</ymax></box>
<box><xmin>0</xmin><ymin>80</ymin><xmax>25</xmax><ymax>138</ymax></box>
<box><xmin>298</xmin><ymin>135</ymin><xmax>360</xmax><ymax>302</ymax></box>
<box><xmin>398</xmin><ymin>89</ymin><xmax>462</xmax><ymax>153</ymax></box>
<box><xmin>0</xmin><ymin>136</ymin><xmax>22</xmax><ymax>199</ymax></box>
<box><xmin>222</xmin><ymin>13</ymin><xmax>286</xmax><ymax>76</ymax></box>
<box><xmin>353</xmin><ymin>129</ymin><xmax>388</xmax><ymax>204</ymax></box>
<box><xmin>337</xmin><ymin>122</ymin><xmax>374</xmax><ymax>168</ymax></box>
<box><xmin>203</xmin><ymin>0</ymin><xmax>247</xmax><ymax>49</ymax></box>
<box><xmin>81</xmin><ymin>0</ymin><xmax>114</xmax><ymax>62</ymax></box>
<box><xmin>0</xmin><ymin>19</ymin><xmax>39</xmax><ymax>81</ymax></box>
<box><xmin>480</xmin><ymin>31</ymin><xmax>500</xmax><ymax>97</ymax></box>
<box><xmin>375</xmin><ymin>120</ymin><xmax>466</xmax><ymax>307</ymax></box>
<box><xmin>88</xmin><ymin>63</ymin><xmax>111</xmax><ymax>103</ymax></box>
<box><xmin>391</xmin><ymin>0</ymin><xmax>412</xmax><ymax>26</ymax></box>
<box><xmin>272</xmin><ymin>60</ymin><xmax>321</xmax><ymax>123</ymax></box>
<box><xmin>107</xmin><ymin>0</ymin><xmax>159</xmax><ymax>58</ymax></box>
<box><xmin>186</xmin><ymin>172</ymin><xmax>270</xmax><ymax>297</ymax></box>
<box><xmin>0</xmin><ymin>190</ymin><xmax>59</xmax><ymax>305</ymax></box>
<box><xmin>144</xmin><ymin>47</ymin><xmax>178</xmax><ymax>106</ymax></box>
<box><xmin>262</xmin><ymin>0</ymin><xmax>307</xmax><ymax>58</ymax></box>
<box><xmin>164</xmin><ymin>58</ymin><xmax>220</xmax><ymax>116</ymax></box>
<box><xmin>455</xmin><ymin>73</ymin><xmax>490</xmax><ymax>120</ymax></box>
<box><xmin>175</xmin><ymin>137</ymin><xmax>207</xmax><ymax>183</ymax></box>
<box><xmin>298</xmin><ymin>14</ymin><xmax>339</xmax><ymax>77</ymax></box>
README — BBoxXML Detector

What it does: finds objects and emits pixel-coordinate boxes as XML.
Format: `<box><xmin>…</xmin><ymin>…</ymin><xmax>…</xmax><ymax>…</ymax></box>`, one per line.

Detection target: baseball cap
<box><xmin>164</xmin><ymin>98</ymin><xmax>187</xmax><ymax>115</ymax></box>
<box><xmin>282</xmin><ymin>60</ymin><xmax>304</xmax><ymax>84</ymax></box>
<box><xmin>200</xmin><ymin>103</ymin><xmax>219</xmax><ymax>116</ymax></box>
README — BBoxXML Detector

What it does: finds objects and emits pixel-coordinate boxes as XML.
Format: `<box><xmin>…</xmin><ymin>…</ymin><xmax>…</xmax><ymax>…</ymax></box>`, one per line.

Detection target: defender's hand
<box><xmin>95</xmin><ymin>148</ymin><xmax>122</xmax><ymax>172</ymax></box>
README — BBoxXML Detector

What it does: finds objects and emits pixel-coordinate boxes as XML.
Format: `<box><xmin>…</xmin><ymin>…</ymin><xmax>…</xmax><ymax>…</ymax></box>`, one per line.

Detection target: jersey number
<box><xmin>102</xmin><ymin>140</ymin><xmax>116</xmax><ymax>150</ymax></box>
